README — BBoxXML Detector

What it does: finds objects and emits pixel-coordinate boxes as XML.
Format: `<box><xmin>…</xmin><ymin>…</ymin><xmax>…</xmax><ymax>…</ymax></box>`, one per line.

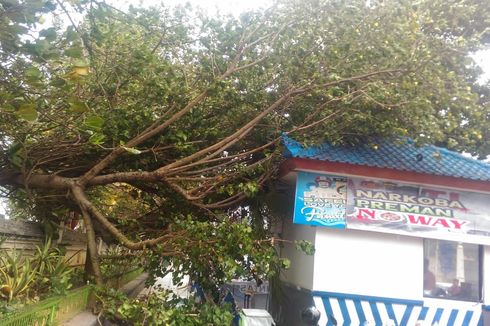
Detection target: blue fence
<box><xmin>312</xmin><ymin>291</ymin><xmax>482</xmax><ymax>326</ymax></box>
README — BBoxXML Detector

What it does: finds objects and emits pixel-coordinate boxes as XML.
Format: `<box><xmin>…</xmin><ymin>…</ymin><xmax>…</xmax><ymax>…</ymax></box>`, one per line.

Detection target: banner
<box><xmin>346</xmin><ymin>178</ymin><xmax>490</xmax><ymax>244</ymax></box>
<box><xmin>293</xmin><ymin>171</ymin><xmax>347</xmax><ymax>228</ymax></box>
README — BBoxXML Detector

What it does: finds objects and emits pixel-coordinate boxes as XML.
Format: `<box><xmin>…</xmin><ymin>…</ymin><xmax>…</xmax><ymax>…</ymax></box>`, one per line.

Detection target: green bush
<box><xmin>96</xmin><ymin>287</ymin><xmax>234</xmax><ymax>326</ymax></box>
<box><xmin>0</xmin><ymin>252</ymin><xmax>37</xmax><ymax>302</ymax></box>
<box><xmin>0</xmin><ymin>238</ymin><xmax>75</xmax><ymax>314</ymax></box>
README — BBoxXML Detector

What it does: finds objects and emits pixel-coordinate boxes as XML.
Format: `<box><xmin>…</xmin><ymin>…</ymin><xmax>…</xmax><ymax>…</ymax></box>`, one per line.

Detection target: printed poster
<box><xmin>346</xmin><ymin>178</ymin><xmax>490</xmax><ymax>244</ymax></box>
<box><xmin>293</xmin><ymin>171</ymin><xmax>347</xmax><ymax>228</ymax></box>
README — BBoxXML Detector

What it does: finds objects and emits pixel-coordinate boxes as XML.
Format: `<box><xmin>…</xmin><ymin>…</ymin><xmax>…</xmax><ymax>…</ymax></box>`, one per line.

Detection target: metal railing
<box><xmin>0</xmin><ymin>267</ymin><xmax>144</xmax><ymax>326</ymax></box>
<box><xmin>0</xmin><ymin>286</ymin><xmax>90</xmax><ymax>326</ymax></box>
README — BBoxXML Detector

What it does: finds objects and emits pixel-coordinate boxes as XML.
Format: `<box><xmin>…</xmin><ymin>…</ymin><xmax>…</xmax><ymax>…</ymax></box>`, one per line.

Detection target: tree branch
<box><xmin>71</xmin><ymin>185</ymin><xmax>179</xmax><ymax>250</ymax></box>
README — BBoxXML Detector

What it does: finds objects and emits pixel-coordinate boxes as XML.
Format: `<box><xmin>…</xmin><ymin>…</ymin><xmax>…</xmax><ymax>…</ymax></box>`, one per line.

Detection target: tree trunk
<box><xmin>81</xmin><ymin>208</ymin><xmax>103</xmax><ymax>285</ymax></box>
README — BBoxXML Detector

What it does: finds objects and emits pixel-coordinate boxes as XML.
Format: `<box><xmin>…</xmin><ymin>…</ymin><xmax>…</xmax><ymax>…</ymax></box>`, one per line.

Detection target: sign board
<box><xmin>223</xmin><ymin>281</ymin><xmax>270</xmax><ymax>310</ymax></box>
<box><xmin>293</xmin><ymin>172</ymin><xmax>490</xmax><ymax>244</ymax></box>
<box><xmin>231</xmin><ymin>281</ymin><xmax>269</xmax><ymax>294</ymax></box>
<box><xmin>293</xmin><ymin>171</ymin><xmax>347</xmax><ymax>228</ymax></box>
<box><xmin>346</xmin><ymin>178</ymin><xmax>490</xmax><ymax>244</ymax></box>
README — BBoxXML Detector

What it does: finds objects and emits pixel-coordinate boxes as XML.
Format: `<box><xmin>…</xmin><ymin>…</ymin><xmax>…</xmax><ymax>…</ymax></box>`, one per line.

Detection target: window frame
<box><xmin>423</xmin><ymin>238</ymin><xmax>483</xmax><ymax>302</ymax></box>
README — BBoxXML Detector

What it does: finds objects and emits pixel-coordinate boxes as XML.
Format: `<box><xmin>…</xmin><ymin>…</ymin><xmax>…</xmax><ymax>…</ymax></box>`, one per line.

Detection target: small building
<box><xmin>273</xmin><ymin>136</ymin><xmax>490</xmax><ymax>326</ymax></box>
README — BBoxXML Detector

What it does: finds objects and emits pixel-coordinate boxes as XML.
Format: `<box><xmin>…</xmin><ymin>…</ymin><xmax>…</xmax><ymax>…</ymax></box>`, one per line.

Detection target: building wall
<box><xmin>0</xmin><ymin>219</ymin><xmax>87</xmax><ymax>267</ymax></box>
<box><xmin>311</xmin><ymin>228</ymin><xmax>485</xmax><ymax>325</ymax></box>
<box><xmin>313</xmin><ymin>227</ymin><xmax>423</xmax><ymax>300</ymax></box>
<box><xmin>280</xmin><ymin>217</ymin><xmax>316</xmax><ymax>290</ymax></box>
<box><xmin>270</xmin><ymin>283</ymin><xmax>315</xmax><ymax>326</ymax></box>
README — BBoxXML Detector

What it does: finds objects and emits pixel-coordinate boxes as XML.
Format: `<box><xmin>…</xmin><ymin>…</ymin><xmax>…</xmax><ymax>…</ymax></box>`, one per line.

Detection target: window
<box><xmin>423</xmin><ymin>239</ymin><xmax>481</xmax><ymax>302</ymax></box>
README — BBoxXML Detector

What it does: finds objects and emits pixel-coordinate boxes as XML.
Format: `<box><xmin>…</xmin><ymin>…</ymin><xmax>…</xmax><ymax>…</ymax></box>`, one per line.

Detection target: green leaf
<box><xmin>39</xmin><ymin>27</ymin><xmax>56</xmax><ymax>41</ymax></box>
<box><xmin>73</xmin><ymin>59</ymin><xmax>89</xmax><ymax>68</ymax></box>
<box><xmin>122</xmin><ymin>146</ymin><xmax>142</xmax><ymax>155</ymax></box>
<box><xmin>176</xmin><ymin>131</ymin><xmax>188</xmax><ymax>141</ymax></box>
<box><xmin>7</xmin><ymin>24</ymin><xmax>28</xmax><ymax>35</ymax></box>
<box><xmin>280</xmin><ymin>258</ymin><xmax>291</xmax><ymax>269</ymax></box>
<box><xmin>64</xmin><ymin>46</ymin><xmax>83</xmax><ymax>58</ymax></box>
<box><xmin>295</xmin><ymin>240</ymin><xmax>316</xmax><ymax>255</ymax></box>
<box><xmin>89</xmin><ymin>132</ymin><xmax>106</xmax><ymax>145</ymax></box>
<box><xmin>65</xmin><ymin>27</ymin><xmax>78</xmax><ymax>41</ymax></box>
<box><xmin>17</xmin><ymin>103</ymin><xmax>38</xmax><ymax>122</ymax></box>
<box><xmin>34</xmin><ymin>39</ymin><xmax>50</xmax><ymax>55</ymax></box>
<box><xmin>25</xmin><ymin>67</ymin><xmax>42</xmax><ymax>79</ymax></box>
<box><xmin>69</xmin><ymin>99</ymin><xmax>89</xmax><ymax>113</ymax></box>
<box><xmin>84</xmin><ymin>115</ymin><xmax>104</xmax><ymax>130</ymax></box>
<box><xmin>327</xmin><ymin>86</ymin><xmax>343</xmax><ymax>97</ymax></box>
<box><xmin>50</xmin><ymin>78</ymin><xmax>66</xmax><ymax>88</ymax></box>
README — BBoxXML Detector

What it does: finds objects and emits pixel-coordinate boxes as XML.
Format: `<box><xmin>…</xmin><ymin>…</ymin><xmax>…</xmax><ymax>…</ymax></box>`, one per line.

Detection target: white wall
<box><xmin>280</xmin><ymin>217</ymin><xmax>316</xmax><ymax>290</ymax></box>
<box><xmin>483</xmin><ymin>245</ymin><xmax>490</xmax><ymax>305</ymax></box>
<box><xmin>313</xmin><ymin>228</ymin><xmax>423</xmax><ymax>300</ymax></box>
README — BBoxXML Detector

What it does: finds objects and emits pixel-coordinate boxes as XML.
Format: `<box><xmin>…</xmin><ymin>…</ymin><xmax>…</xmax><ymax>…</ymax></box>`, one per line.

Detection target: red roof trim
<box><xmin>280</xmin><ymin>158</ymin><xmax>490</xmax><ymax>193</ymax></box>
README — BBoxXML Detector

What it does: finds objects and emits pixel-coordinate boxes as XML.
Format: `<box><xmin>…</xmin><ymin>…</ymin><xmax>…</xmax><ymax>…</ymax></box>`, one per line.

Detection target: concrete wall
<box><xmin>280</xmin><ymin>216</ymin><xmax>316</xmax><ymax>290</ymax></box>
<box><xmin>313</xmin><ymin>228</ymin><xmax>423</xmax><ymax>300</ymax></box>
<box><xmin>483</xmin><ymin>245</ymin><xmax>490</xmax><ymax>305</ymax></box>
<box><xmin>270</xmin><ymin>282</ymin><xmax>314</xmax><ymax>326</ymax></box>
<box><xmin>0</xmin><ymin>219</ymin><xmax>87</xmax><ymax>267</ymax></box>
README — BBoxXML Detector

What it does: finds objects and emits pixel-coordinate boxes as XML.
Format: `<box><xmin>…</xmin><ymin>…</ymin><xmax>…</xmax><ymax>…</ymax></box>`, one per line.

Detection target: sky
<box><xmin>472</xmin><ymin>50</ymin><xmax>490</xmax><ymax>84</ymax></box>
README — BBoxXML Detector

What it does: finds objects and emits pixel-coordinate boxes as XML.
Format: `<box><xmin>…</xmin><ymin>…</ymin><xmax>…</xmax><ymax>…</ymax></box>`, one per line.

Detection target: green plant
<box><xmin>32</xmin><ymin>238</ymin><xmax>61</xmax><ymax>276</ymax></box>
<box><xmin>100</xmin><ymin>247</ymin><xmax>143</xmax><ymax>279</ymax></box>
<box><xmin>69</xmin><ymin>267</ymin><xmax>86</xmax><ymax>288</ymax></box>
<box><xmin>0</xmin><ymin>238</ymin><xmax>75</xmax><ymax>306</ymax></box>
<box><xmin>31</xmin><ymin>239</ymin><xmax>74</xmax><ymax>297</ymax></box>
<box><xmin>46</xmin><ymin>257</ymin><xmax>74</xmax><ymax>295</ymax></box>
<box><xmin>96</xmin><ymin>287</ymin><xmax>234</xmax><ymax>326</ymax></box>
<box><xmin>0</xmin><ymin>252</ymin><xmax>37</xmax><ymax>302</ymax></box>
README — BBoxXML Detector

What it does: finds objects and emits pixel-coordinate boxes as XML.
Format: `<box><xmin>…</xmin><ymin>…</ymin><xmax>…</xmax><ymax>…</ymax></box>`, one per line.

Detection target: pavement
<box><xmin>62</xmin><ymin>273</ymin><xmax>149</xmax><ymax>326</ymax></box>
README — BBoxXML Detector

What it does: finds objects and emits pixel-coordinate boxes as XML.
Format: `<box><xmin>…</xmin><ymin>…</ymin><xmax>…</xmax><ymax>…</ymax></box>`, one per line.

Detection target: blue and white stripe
<box><xmin>312</xmin><ymin>291</ymin><xmax>482</xmax><ymax>326</ymax></box>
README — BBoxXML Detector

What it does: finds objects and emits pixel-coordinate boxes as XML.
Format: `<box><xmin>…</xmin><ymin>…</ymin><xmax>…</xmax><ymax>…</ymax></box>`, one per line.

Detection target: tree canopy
<box><xmin>0</xmin><ymin>0</ymin><xmax>489</xmax><ymax>295</ymax></box>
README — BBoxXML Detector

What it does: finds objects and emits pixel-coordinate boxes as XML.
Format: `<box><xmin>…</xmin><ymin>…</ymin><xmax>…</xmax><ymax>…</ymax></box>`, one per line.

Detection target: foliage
<box><xmin>0</xmin><ymin>0</ymin><xmax>489</xmax><ymax>319</ymax></box>
<box><xmin>145</xmin><ymin>217</ymin><xmax>290</xmax><ymax>295</ymax></box>
<box><xmin>0</xmin><ymin>238</ymin><xmax>74</xmax><ymax>307</ymax></box>
<box><xmin>100</xmin><ymin>246</ymin><xmax>143</xmax><ymax>278</ymax></box>
<box><xmin>31</xmin><ymin>239</ymin><xmax>74</xmax><ymax>297</ymax></box>
<box><xmin>96</xmin><ymin>287</ymin><xmax>234</xmax><ymax>326</ymax></box>
<box><xmin>0</xmin><ymin>252</ymin><xmax>37</xmax><ymax>302</ymax></box>
<box><xmin>294</xmin><ymin>240</ymin><xmax>316</xmax><ymax>256</ymax></box>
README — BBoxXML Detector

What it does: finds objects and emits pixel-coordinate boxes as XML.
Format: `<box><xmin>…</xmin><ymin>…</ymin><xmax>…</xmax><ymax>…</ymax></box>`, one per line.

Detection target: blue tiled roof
<box><xmin>282</xmin><ymin>135</ymin><xmax>490</xmax><ymax>182</ymax></box>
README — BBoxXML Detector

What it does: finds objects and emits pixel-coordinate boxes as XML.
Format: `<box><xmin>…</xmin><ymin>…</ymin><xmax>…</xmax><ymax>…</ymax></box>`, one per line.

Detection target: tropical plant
<box><xmin>31</xmin><ymin>239</ymin><xmax>74</xmax><ymax>296</ymax></box>
<box><xmin>0</xmin><ymin>252</ymin><xmax>37</xmax><ymax>302</ymax></box>
<box><xmin>31</xmin><ymin>238</ymin><xmax>60</xmax><ymax>276</ymax></box>
<box><xmin>0</xmin><ymin>238</ymin><xmax>74</xmax><ymax>305</ymax></box>
<box><xmin>45</xmin><ymin>257</ymin><xmax>74</xmax><ymax>296</ymax></box>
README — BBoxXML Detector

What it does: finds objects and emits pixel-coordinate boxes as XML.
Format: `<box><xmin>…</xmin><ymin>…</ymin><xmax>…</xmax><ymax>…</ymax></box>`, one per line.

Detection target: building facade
<box><xmin>274</xmin><ymin>136</ymin><xmax>490</xmax><ymax>326</ymax></box>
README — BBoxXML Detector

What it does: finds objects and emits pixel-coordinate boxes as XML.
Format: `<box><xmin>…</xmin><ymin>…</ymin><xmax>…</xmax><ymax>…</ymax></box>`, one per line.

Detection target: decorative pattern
<box><xmin>313</xmin><ymin>291</ymin><xmax>482</xmax><ymax>326</ymax></box>
<box><xmin>282</xmin><ymin>135</ymin><xmax>490</xmax><ymax>182</ymax></box>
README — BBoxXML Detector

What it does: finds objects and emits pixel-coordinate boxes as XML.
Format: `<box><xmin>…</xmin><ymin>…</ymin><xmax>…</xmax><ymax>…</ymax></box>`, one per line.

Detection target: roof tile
<box><xmin>282</xmin><ymin>135</ymin><xmax>490</xmax><ymax>182</ymax></box>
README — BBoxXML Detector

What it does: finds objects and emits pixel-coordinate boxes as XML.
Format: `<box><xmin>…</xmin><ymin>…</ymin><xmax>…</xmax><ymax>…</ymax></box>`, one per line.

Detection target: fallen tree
<box><xmin>1</xmin><ymin>0</ymin><xmax>489</xmax><ymax>292</ymax></box>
